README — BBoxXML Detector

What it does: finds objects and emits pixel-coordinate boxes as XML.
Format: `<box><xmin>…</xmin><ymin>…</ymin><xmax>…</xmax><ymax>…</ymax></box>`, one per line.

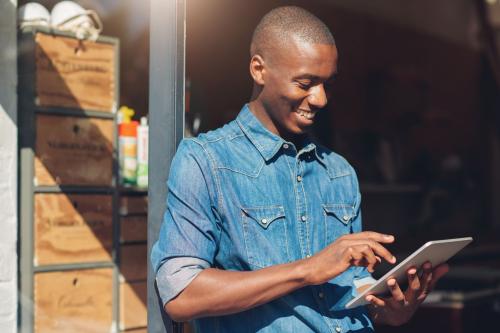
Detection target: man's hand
<box><xmin>305</xmin><ymin>231</ymin><xmax>396</xmax><ymax>285</ymax></box>
<box><xmin>163</xmin><ymin>231</ymin><xmax>396</xmax><ymax>321</ymax></box>
<box><xmin>366</xmin><ymin>262</ymin><xmax>449</xmax><ymax>326</ymax></box>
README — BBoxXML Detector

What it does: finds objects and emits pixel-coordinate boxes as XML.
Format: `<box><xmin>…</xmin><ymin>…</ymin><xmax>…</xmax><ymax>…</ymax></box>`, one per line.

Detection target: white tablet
<box><xmin>345</xmin><ymin>237</ymin><xmax>473</xmax><ymax>309</ymax></box>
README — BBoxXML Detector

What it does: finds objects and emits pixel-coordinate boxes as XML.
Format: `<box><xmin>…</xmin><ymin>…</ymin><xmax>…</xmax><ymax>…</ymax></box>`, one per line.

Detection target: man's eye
<box><xmin>297</xmin><ymin>81</ymin><xmax>312</xmax><ymax>90</ymax></box>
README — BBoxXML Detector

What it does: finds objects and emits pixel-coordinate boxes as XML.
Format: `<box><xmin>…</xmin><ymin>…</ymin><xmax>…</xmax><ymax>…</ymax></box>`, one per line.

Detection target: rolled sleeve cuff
<box><xmin>156</xmin><ymin>257</ymin><xmax>210</xmax><ymax>305</ymax></box>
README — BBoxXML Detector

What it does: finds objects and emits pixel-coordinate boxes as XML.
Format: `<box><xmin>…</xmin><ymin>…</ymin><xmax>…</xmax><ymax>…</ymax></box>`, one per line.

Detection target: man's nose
<box><xmin>308</xmin><ymin>84</ymin><xmax>327</xmax><ymax>109</ymax></box>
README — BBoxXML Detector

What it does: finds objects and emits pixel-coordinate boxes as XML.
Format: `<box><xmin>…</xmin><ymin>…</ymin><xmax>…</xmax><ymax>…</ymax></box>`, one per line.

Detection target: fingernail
<box><xmin>391</xmin><ymin>256</ymin><xmax>396</xmax><ymax>263</ymax></box>
<box><xmin>366</xmin><ymin>296</ymin><xmax>373</xmax><ymax>301</ymax></box>
<box><xmin>384</xmin><ymin>235</ymin><xmax>394</xmax><ymax>240</ymax></box>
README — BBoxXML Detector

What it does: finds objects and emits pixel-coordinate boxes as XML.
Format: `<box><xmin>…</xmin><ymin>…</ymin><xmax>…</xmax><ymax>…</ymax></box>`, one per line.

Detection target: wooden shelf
<box><xmin>119</xmin><ymin>186</ymin><xmax>148</xmax><ymax>195</ymax></box>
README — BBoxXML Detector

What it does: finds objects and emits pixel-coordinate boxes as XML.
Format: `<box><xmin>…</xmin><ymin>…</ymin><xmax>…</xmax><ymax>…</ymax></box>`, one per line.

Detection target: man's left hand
<box><xmin>366</xmin><ymin>262</ymin><xmax>449</xmax><ymax>326</ymax></box>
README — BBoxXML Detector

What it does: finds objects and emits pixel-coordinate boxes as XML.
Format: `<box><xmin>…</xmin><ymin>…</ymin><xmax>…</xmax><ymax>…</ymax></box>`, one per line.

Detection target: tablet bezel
<box><xmin>345</xmin><ymin>237</ymin><xmax>473</xmax><ymax>309</ymax></box>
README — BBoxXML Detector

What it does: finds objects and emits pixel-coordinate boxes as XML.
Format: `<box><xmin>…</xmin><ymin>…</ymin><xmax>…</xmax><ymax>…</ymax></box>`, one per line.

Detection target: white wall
<box><xmin>0</xmin><ymin>0</ymin><xmax>18</xmax><ymax>332</ymax></box>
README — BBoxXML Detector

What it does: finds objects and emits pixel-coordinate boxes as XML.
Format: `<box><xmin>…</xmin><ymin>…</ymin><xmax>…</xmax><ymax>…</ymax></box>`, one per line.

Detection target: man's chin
<box><xmin>287</xmin><ymin>123</ymin><xmax>312</xmax><ymax>136</ymax></box>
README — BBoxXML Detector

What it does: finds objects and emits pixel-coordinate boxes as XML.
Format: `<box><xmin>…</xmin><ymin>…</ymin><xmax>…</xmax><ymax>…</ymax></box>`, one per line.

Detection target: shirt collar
<box><xmin>236</xmin><ymin>104</ymin><xmax>284</xmax><ymax>161</ymax></box>
<box><xmin>301</xmin><ymin>136</ymin><xmax>328</xmax><ymax>168</ymax></box>
<box><xmin>236</xmin><ymin>104</ymin><xmax>327</xmax><ymax>166</ymax></box>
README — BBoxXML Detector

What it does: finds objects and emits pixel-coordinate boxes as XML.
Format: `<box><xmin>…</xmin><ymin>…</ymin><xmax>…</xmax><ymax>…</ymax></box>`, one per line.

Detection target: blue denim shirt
<box><xmin>151</xmin><ymin>104</ymin><xmax>374</xmax><ymax>333</ymax></box>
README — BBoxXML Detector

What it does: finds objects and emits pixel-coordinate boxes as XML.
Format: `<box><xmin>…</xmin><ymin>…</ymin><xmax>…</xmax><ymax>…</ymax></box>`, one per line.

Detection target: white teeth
<box><xmin>297</xmin><ymin>110</ymin><xmax>316</xmax><ymax>120</ymax></box>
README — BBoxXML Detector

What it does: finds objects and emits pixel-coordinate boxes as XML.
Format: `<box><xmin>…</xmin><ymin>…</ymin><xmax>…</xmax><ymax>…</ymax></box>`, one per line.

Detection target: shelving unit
<box><xmin>18</xmin><ymin>26</ymin><xmax>147</xmax><ymax>333</ymax></box>
<box><xmin>118</xmin><ymin>188</ymin><xmax>148</xmax><ymax>332</ymax></box>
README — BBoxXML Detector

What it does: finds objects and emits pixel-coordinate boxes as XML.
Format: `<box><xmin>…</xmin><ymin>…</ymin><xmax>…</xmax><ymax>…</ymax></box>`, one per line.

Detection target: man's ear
<box><xmin>249</xmin><ymin>54</ymin><xmax>266</xmax><ymax>85</ymax></box>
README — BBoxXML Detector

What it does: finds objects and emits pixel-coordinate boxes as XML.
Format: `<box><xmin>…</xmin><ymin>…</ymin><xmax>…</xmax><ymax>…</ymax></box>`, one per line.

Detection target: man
<box><xmin>151</xmin><ymin>6</ymin><xmax>448</xmax><ymax>332</ymax></box>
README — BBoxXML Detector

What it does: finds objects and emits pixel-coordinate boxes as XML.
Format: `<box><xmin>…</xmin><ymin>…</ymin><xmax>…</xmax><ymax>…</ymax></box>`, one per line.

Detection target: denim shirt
<box><xmin>151</xmin><ymin>104</ymin><xmax>374</xmax><ymax>333</ymax></box>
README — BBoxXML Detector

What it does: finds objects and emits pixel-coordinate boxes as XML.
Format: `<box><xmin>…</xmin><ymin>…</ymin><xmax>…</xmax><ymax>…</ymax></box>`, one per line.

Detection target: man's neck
<box><xmin>247</xmin><ymin>101</ymin><xmax>308</xmax><ymax>149</ymax></box>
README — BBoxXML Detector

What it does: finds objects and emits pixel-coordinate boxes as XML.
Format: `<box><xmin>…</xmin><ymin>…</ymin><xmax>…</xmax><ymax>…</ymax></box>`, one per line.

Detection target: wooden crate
<box><xmin>119</xmin><ymin>195</ymin><xmax>148</xmax><ymax>215</ymax></box>
<box><xmin>123</xmin><ymin>328</ymin><xmax>147</xmax><ymax>333</ymax></box>
<box><xmin>35</xmin><ymin>32</ymin><xmax>116</xmax><ymax>112</ymax></box>
<box><xmin>120</xmin><ymin>244</ymin><xmax>147</xmax><ymax>281</ymax></box>
<box><xmin>34</xmin><ymin>268</ymin><xmax>113</xmax><ymax>333</ymax></box>
<box><xmin>34</xmin><ymin>114</ymin><xmax>114</xmax><ymax>186</ymax></box>
<box><xmin>120</xmin><ymin>281</ymin><xmax>147</xmax><ymax>330</ymax></box>
<box><xmin>34</xmin><ymin>194</ymin><xmax>113</xmax><ymax>265</ymax></box>
<box><xmin>121</xmin><ymin>216</ymin><xmax>147</xmax><ymax>242</ymax></box>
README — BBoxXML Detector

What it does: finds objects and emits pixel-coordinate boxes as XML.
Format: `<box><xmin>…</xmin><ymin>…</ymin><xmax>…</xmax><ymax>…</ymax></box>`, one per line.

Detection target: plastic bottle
<box><xmin>136</xmin><ymin>116</ymin><xmax>148</xmax><ymax>188</ymax></box>
<box><xmin>118</xmin><ymin>106</ymin><xmax>138</xmax><ymax>186</ymax></box>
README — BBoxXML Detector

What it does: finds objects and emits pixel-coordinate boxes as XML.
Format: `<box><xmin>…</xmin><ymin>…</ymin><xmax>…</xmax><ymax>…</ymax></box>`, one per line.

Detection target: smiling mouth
<box><xmin>296</xmin><ymin>109</ymin><xmax>317</xmax><ymax>120</ymax></box>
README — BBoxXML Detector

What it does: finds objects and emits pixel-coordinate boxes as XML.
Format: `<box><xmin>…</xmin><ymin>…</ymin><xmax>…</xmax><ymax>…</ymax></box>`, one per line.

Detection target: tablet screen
<box><xmin>345</xmin><ymin>237</ymin><xmax>473</xmax><ymax>309</ymax></box>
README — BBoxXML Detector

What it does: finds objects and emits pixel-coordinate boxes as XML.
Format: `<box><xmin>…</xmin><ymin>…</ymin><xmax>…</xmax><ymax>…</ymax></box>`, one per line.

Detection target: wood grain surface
<box><xmin>120</xmin><ymin>244</ymin><xmax>147</xmax><ymax>281</ymax></box>
<box><xmin>35</xmin><ymin>32</ymin><xmax>115</xmax><ymax>112</ymax></box>
<box><xmin>119</xmin><ymin>195</ymin><xmax>148</xmax><ymax>215</ymax></box>
<box><xmin>120</xmin><ymin>281</ymin><xmax>147</xmax><ymax>330</ymax></box>
<box><xmin>124</xmin><ymin>328</ymin><xmax>147</xmax><ymax>333</ymax></box>
<box><xmin>34</xmin><ymin>269</ymin><xmax>113</xmax><ymax>333</ymax></box>
<box><xmin>34</xmin><ymin>114</ymin><xmax>114</xmax><ymax>186</ymax></box>
<box><xmin>34</xmin><ymin>194</ymin><xmax>113</xmax><ymax>265</ymax></box>
<box><xmin>120</xmin><ymin>216</ymin><xmax>147</xmax><ymax>243</ymax></box>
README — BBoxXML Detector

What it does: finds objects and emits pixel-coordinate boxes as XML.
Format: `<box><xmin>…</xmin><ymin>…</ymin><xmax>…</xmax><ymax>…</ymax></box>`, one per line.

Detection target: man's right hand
<box><xmin>304</xmin><ymin>231</ymin><xmax>396</xmax><ymax>285</ymax></box>
<box><xmin>164</xmin><ymin>231</ymin><xmax>396</xmax><ymax>321</ymax></box>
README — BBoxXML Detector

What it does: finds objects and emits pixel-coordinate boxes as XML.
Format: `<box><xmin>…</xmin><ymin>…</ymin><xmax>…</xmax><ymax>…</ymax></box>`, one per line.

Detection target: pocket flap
<box><xmin>322</xmin><ymin>204</ymin><xmax>356</xmax><ymax>225</ymax></box>
<box><xmin>242</xmin><ymin>206</ymin><xmax>285</xmax><ymax>229</ymax></box>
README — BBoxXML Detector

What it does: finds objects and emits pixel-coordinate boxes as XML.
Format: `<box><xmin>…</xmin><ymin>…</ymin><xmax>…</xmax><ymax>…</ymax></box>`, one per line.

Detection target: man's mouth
<box><xmin>296</xmin><ymin>109</ymin><xmax>317</xmax><ymax>120</ymax></box>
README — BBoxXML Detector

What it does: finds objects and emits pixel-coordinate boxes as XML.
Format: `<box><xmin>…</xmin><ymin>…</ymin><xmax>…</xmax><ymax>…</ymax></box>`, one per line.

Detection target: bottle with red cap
<box><xmin>118</xmin><ymin>106</ymin><xmax>138</xmax><ymax>186</ymax></box>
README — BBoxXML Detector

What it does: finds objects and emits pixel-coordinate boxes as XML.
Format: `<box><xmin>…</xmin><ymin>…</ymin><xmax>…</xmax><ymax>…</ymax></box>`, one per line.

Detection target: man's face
<box><xmin>258</xmin><ymin>38</ymin><xmax>338</xmax><ymax>137</ymax></box>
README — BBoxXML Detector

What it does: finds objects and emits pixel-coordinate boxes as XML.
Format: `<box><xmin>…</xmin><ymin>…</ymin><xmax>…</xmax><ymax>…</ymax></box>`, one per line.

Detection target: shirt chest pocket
<box><xmin>323</xmin><ymin>204</ymin><xmax>357</xmax><ymax>245</ymax></box>
<box><xmin>241</xmin><ymin>205</ymin><xmax>291</xmax><ymax>269</ymax></box>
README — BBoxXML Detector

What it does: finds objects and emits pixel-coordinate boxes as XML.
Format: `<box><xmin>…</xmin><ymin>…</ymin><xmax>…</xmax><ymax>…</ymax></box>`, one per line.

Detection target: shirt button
<box><xmin>297</xmin><ymin>175</ymin><xmax>302</xmax><ymax>182</ymax></box>
<box><xmin>306</xmin><ymin>254</ymin><xmax>311</xmax><ymax>258</ymax></box>
<box><xmin>283</xmin><ymin>143</ymin><xmax>289</xmax><ymax>149</ymax></box>
<box><xmin>261</xmin><ymin>218</ymin><xmax>268</xmax><ymax>225</ymax></box>
<box><xmin>342</xmin><ymin>215</ymin><xmax>349</xmax><ymax>222</ymax></box>
<box><xmin>301</xmin><ymin>215</ymin><xmax>307</xmax><ymax>222</ymax></box>
<box><xmin>318</xmin><ymin>292</ymin><xmax>324</xmax><ymax>299</ymax></box>
<box><xmin>335</xmin><ymin>327</ymin><xmax>342</xmax><ymax>333</ymax></box>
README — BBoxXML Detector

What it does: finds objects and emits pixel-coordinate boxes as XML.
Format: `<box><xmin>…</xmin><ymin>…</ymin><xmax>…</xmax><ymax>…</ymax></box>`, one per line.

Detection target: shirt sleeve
<box><xmin>156</xmin><ymin>257</ymin><xmax>211</xmax><ymax>305</ymax></box>
<box><xmin>150</xmin><ymin>138</ymin><xmax>221</xmax><ymax>278</ymax></box>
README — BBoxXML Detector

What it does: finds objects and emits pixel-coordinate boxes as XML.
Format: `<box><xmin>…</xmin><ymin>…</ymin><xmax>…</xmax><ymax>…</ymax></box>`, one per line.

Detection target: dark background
<box><xmin>21</xmin><ymin>0</ymin><xmax>500</xmax><ymax>331</ymax></box>
<box><xmin>184</xmin><ymin>0</ymin><xmax>500</xmax><ymax>254</ymax></box>
<box><xmin>27</xmin><ymin>0</ymin><xmax>499</xmax><ymax>281</ymax></box>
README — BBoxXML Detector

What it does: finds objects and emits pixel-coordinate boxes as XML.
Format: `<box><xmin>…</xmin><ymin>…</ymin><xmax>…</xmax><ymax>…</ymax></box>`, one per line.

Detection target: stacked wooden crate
<box><xmin>18</xmin><ymin>27</ymin><xmax>147</xmax><ymax>333</ymax></box>
<box><xmin>119</xmin><ymin>193</ymin><xmax>148</xmax><ymax>332</ymax></box>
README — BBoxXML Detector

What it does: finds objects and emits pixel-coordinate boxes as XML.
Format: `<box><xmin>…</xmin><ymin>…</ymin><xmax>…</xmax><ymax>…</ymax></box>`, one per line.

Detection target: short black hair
<box><xmin>250</xmin><ymin>6</ymin><xmax>335</xmax><ymax>59</ymax></box>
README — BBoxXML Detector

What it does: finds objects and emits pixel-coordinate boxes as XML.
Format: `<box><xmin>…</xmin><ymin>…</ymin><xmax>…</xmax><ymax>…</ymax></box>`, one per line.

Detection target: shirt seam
<box><xmin>237</xmin><ymin>118</ymin><xmax>265</xmax><ymax>151</ymax></box>
<box><xmin>216</xmin><ymin>161</ymin><xmax>264</xmax><ymax>178</ymax></box>
<box><xmin>189</xmin><ymin>138</ymin><xmax>226</xmax><ymax>224</ymax></box>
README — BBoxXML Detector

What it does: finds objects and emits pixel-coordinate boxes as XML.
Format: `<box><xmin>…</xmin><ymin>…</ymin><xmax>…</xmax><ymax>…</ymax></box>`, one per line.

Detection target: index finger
<box><xmin>348</xmin><ymin>239</ymin><xmax>396</xmax><ymax>264</ymax></box>
<box><xmin>348</xmin><ymin>231</ymin><xmax>395</xmax><ymax>243</ymax></box>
